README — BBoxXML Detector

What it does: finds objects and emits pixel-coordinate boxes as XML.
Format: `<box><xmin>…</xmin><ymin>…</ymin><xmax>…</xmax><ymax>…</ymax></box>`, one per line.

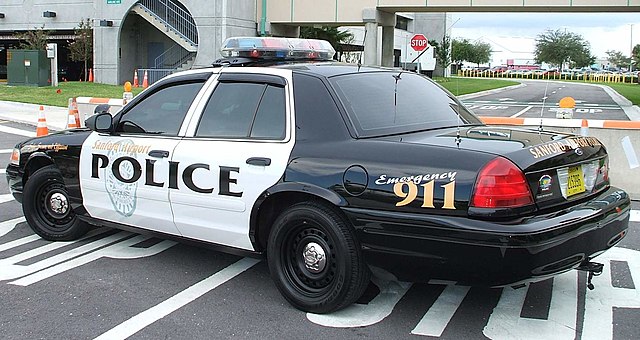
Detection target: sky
<box><xmin>450</xmin><ymin>13</ymin><xmax>640</xmax><ymax>66</ymax></box>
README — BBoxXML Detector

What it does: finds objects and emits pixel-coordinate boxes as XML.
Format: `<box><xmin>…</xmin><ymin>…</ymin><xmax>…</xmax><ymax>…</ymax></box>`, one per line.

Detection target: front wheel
<box><xmin>22</xmin><ymin>165</ymin><xmax>90</xmax><ymax>241</ymax></box>
<box><xmin>267</xmin><ymin>202</ymin><xmax>370</xmax><ymax>313</ymax></box>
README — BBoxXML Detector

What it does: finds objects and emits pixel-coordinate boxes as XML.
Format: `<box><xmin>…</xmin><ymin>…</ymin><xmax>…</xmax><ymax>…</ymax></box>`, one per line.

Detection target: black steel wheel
<box><xmin>267</xmin><ymin>202</ymin><xmax>370</xmax><ymax>313</ymax></box>
<box><xmin>22</xmin><ymin>165</ymin><xmax>90</xmax><ymax>241</ymax></box>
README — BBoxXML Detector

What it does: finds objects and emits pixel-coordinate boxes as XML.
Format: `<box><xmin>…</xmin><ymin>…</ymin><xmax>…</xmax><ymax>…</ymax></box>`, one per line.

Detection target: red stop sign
<box><xmin>410</xmin><ymin>34</ymin><xmax>429</xmax><ymax>52</ymax></box>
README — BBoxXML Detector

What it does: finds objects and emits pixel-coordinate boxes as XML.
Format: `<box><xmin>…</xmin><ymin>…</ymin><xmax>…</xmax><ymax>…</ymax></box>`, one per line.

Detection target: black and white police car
<box><xmin>6</xmin><ymin>37</ymin><xmax>630</xmax><ymax>313</ymax></box>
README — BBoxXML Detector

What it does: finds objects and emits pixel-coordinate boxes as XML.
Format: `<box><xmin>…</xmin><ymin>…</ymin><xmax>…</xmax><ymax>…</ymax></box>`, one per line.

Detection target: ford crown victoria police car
<box><xmin>6</xmin><ymin>37</ymin><xmax>630</xmax><ymax>313</ymax></box>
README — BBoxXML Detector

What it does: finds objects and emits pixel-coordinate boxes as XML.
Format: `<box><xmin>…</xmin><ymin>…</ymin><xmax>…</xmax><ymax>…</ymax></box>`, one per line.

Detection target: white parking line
<box><xmin>0</xmin><ymin>149</ymin><xmax>13</xmax><ymax>154</ymax></box>
<box><xmin>411</xmin><ymin>285</ymin><xmax>470</xmax><ymax>337</ymax></box>
<box><xmin>93</xmin><ymin>257</ymin><xmax>260</xmax><ymax>340</ymax></box>
<box><xmin>510</xmin><ymin>105</ymin><xmax>533</xmax><ymax>118</ymax></box>
<box><xmin>0</xmin><ymin>169</ymin><xmax>6</xmax><ymax>175</ymax></box>
<box><xmin>0</xmin><ymin>125</ymin><xmax>35</xmax><ymax>137</ymax></box>
<box><xmin>631</xmin><ymin>210</ymin><xmax>639</xmax><ymax>222</ymax></box>
<box><xmin>0</xmin><ymin>194</ymin><xmax>14</xmax><ymax>204</ymax></box>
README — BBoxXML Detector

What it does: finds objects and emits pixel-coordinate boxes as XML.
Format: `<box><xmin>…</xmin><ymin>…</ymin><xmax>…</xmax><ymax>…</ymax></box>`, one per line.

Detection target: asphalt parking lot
<box><xmin>461</xmin><ymin>80</ymin><xmax>630</xmax><ymax>121</ymax></box>
<box><xmin>2</xmin><ymin>118</ymin><xmax>640</xmax><ymax>340</ymax></box>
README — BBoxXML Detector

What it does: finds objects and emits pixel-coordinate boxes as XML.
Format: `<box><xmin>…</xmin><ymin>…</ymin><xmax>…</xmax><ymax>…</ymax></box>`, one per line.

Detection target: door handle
<box><xmin>148</xmin><ymin>150</ymin><xmax>170</xmax><ymax>158</ymax></box>
<box><xmin>246</xmin><ymin>157</ymin><xmax>271</xmax><ymax>166</ymax></box>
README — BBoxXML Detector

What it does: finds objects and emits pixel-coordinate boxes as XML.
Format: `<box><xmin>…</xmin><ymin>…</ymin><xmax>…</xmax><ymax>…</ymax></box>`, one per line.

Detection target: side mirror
<box><xmin>85</xmin><ymin>112</ymin><xmax>113</xmax><ymax>133</ymax></box>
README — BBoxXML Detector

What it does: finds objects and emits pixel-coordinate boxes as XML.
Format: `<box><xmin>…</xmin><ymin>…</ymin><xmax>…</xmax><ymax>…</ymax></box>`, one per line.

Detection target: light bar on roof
<box><xmin>220</xmin><ymin>37</ymin><xmax>336</xmax><ymax>60</ymax></box>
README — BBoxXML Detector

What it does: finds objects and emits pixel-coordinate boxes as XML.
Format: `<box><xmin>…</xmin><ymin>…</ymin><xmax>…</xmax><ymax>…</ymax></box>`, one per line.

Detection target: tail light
<box><xmin>471</xmin><ymin>157</ymin><xmax>534</xmax><ymax>208</ymax></box>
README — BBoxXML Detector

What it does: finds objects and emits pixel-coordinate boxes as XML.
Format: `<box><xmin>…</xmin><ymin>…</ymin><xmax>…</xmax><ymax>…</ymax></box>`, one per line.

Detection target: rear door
<box><xmin>169</xmin><ymin>69</ymin><xmax>295</xmax><ymax>250</ymax></box>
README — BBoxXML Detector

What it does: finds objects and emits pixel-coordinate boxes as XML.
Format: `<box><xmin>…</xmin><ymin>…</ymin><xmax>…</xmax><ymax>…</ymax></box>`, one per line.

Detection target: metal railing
<box><xmin>139</xmin><ymin>0</ymin><xmax>198</xmax><ymax>46</ymax></box>
<box><xmin>137</xmin><ymin>68</ymin><xmax>174</xmax><ymax>86</ymax></box>
<box><xmin>154</xmin><ymin>45</ymin><xmax>195</xmax><ymax>70</ymax></box>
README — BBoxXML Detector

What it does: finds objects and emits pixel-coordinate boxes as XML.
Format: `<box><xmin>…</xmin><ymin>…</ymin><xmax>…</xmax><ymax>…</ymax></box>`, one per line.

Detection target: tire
<box><xmin>22</xmin><ymin>165</ymin><xmax>90</xmax><ymax>241</ymax></box>
<box><xmin>267</xmin><ymin>202</ymin><xmax>370</xmax><ymax>313</ymax></box>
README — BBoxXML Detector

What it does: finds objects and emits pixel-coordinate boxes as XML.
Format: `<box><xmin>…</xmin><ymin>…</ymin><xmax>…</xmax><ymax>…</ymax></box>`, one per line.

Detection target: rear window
<box><xmin>329</xmin><ymin>72</ymin><xmax>481</xmax><ymax>137</ymax></box>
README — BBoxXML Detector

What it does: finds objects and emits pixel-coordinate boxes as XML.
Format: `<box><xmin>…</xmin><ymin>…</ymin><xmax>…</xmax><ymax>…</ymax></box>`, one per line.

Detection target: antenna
<box><xmin>538</xmin><ymin>81</ymin><xmax>550</xmax><ymax>134</ymax></box>
<box><xmin>358</xmin><ymin>27</ymin><xmax>367</xmax><ymax>71</ymax></box>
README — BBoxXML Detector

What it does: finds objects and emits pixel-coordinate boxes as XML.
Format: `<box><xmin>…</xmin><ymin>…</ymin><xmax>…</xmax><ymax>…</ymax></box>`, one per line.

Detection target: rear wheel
<box><xmin>267</xmin><ymin>202</ymin><xmax>370</xmax><ymax>313</ymax></box>
<box><xmin>22</xmin><ymin>165</ymin><xmax>90</xmax><ymax>241</ymax></box>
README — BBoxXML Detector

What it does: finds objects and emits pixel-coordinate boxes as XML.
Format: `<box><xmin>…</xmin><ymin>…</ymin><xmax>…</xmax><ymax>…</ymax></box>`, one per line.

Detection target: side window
<box><xmin>196</xmin><ymin>82</ymin><xmax>286</xmax><ymax>140</ymax></box>
<box><xmin>117</xmin><ymin>81</ymin><xmax>205</xmax><ymax>136</ymax></box>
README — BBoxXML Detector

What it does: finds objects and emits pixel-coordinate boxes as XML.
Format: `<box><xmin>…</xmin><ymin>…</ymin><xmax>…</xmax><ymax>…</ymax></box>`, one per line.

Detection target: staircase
<box><xmin>131</xmin><ymin>0</ymin><xmax>198</xmax><ymax>84</ymax></box>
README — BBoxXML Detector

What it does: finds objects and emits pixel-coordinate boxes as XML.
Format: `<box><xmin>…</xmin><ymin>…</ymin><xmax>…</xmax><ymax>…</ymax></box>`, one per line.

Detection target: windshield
<box><xmin>329</xmin><ymin>72</ymin><xmax>482</xmax><ymax>137</ymax></box>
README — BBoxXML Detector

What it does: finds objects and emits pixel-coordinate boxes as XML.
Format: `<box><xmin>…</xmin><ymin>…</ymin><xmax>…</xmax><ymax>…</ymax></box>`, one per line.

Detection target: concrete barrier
<box><xmin>479</xmin><ymin>117</ymin><xmax>640</xmax><ymax>199</ymax></box>
<box><xmin>76</xmin><ymin>97</ymin><xmax>125</xmax><ymax>123</ymax></box>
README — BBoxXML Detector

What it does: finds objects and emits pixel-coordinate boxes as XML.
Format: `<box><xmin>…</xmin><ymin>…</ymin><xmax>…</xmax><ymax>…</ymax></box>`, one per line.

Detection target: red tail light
<box><xmin>471</xmin><ymin>157</ymin><xmax>534</xmax><ymax>208</ymax></box>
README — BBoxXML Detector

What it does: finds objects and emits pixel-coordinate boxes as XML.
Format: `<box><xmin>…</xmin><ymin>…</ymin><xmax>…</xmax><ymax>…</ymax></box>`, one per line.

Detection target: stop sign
<box><xmin>410</xmin><ymin>34</ymin><xmax>429</xmax><ymax>52</ymax></box>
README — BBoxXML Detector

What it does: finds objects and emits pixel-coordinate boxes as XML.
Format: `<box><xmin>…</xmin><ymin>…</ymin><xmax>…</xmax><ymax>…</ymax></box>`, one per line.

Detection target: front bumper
<box><xmin>343</xmin><ymin>186</ymin><xmax>630</xmax><ymax>286</ymax></box>
<box><xmin>6</xmin><ymin>164</ymin><xmax>24</xmax><ymax>203</ymax></box>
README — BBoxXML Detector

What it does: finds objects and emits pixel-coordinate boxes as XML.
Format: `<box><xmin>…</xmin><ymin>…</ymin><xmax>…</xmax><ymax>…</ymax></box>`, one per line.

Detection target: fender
<box><xmin>248</xmin><ymin>182</ymin><xmax>348</xmax><ymax>250</ymax></box>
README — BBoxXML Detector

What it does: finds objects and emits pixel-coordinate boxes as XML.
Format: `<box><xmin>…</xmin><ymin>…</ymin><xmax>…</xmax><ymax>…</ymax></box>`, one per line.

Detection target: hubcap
<box><xmin>302</xmin><ymin>242</ymin><xmax>326</xmax><ymax>273</ymax></box>
<box><xmin>48</xmin><ymin>192</ymin><xmax>69</xmax><ymax>216</ymax></box>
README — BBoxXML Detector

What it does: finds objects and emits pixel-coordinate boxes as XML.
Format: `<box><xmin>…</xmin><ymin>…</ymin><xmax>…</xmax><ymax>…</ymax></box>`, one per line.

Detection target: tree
<box><xmin>299</xmin><ymin>26</ymin><xmax>353</xmax><ymax>60</ymax></box>
<box><xmin>69</xmin><ymin>18</ymin><xmax>93</xmax><ymax>81</ymax></box>
<box><xmin>451</xmin><ymin>38</ymin><xmax>473</xmax><ymax>66</ymax></box>
<box><xmin>431</xmin><ymin>35</ymin><xmax>451</xmax><ymax>74</ymax></box>
<box><xmin>17</xmin><ymin>25</ymin><xmax>49</xmax><ymax>51</ymax></box>
<box><xmin>632</xmin><ymin>44</ymin><xmax>640</xmax><ymax>70</ymax></box>
<box><xmin>534</xmin><ymin>29</ymin><xmax>595</xmax><ymax>68</ymax></box>
<box><xmin>605</xmin><ymin>50</ymin><xmax>630</xmax><ymax>69</ymax></box>
<box><xmin>468</xmin><ymin>41</ymin><xmax>492</xmax><ymax>66</ymax></box>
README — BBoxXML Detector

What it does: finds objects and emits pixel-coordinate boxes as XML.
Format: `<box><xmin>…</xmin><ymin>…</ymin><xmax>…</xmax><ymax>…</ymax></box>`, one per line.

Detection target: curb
<box><xmin>479</xmin><ymin>116</ymin><xmax>640</xmax><ymax>129</ymax></box>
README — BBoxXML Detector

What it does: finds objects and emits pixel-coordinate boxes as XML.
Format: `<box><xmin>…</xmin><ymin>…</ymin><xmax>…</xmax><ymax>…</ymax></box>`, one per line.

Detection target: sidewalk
<box><xmin>0</xmin><ymin>101</ymin><xmax>68</xmax><ymax>131</ymax></box>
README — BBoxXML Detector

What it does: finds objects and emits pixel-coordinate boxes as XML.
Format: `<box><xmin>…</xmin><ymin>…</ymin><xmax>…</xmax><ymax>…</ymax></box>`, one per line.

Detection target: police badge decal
<box><xmin>104</xmin><ymin>140</ymin><xmax>138</xmax><ymax>217</ymax></box>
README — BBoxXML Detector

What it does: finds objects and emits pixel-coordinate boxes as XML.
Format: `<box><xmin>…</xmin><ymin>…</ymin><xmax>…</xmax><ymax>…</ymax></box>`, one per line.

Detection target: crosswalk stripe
<box><xmin>0</xmin><ymin>194</ymin><xmax>14</xmax><ymax>204</ymax></box>
<box><xmin>631</xmin><ymin>210</ymin><xmax>639</xmax><ymax>222</ymax></box>
<box><xmin>0</xmin><ymin>217</ymin><xmax>26</xmax><ymax>238</ymax></box>
<box><xmin>0</xmin><ymin>149</ymin><xmax>13</xmax><ymax>154</ymax></box>
<box><xmin>0</xmin><ymin>169</ymin><xmax>6</xmax><ymax>175</ymax></box>
<box><xmin>0</xmin><ymin>125</ymin><xmax>35</xmax><ymax>137</ymax></box>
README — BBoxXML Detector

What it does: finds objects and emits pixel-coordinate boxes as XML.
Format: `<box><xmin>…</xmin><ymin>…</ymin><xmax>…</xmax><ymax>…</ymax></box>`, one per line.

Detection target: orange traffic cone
<box><xmin>580</xmin><ymin>119</ymin><xmax>589</xmax><ymax>136</ymax></box>
<box><xmin>133</xmin><ymin>70</ymin><xmax>139</xmax><ymax>88</ymax></box>
<box><xmin>142</xmin><ymin>70</ymin><xmax>149</xmax><ymax>88</ymax></box>
<box><xmin>88</xmin><ymin>68</ymin><xmax>94</xmax><ymax>82</ymax></box>
<box><xmin>36</xmin><ymin>106</ymin><xmax>49</xmax><ymax>136</ymax></box>
<box><xmin>66</xmin><ymin>98</ymin><xmax>80</xmax><ymax>129</ymax></box>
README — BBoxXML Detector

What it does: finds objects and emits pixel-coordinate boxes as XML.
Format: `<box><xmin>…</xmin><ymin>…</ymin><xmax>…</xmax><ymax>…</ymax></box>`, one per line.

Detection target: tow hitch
<box><xmin>576</xmin><ymin>261</ymin><xmax>604</xmax><ymax>290</ymax></box>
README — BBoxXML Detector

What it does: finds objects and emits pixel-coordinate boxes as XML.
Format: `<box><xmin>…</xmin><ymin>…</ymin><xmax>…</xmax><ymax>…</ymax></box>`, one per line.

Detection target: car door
<box><xmin>79</xmin><ymin>73</ymin><xmax>212</xmax><ymax>235</ymax></box>
<box><xmin>170</xmin><ymin>69</ymin><xmax>295</xmax><ymax>250</ymax></box>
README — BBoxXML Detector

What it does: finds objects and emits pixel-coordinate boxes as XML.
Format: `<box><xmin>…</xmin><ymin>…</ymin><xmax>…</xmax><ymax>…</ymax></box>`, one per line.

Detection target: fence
<box><xmin>457</xmin><ymin>70</ymin><xmax>639</xmax><ymax>84</ymax></box>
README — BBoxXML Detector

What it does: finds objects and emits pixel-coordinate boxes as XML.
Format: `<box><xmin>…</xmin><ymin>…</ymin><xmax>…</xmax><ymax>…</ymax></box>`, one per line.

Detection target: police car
<box><xmin>6</xmin><ymin>37</ymin><xmax>630</xmax><ymax>313</ymax></box>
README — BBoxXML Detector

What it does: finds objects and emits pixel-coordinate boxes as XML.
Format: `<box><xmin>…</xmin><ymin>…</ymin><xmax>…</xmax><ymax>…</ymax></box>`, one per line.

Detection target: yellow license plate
<box><xmin>567</xmin><ymin>165</ymin><xmax>585</xmax><ymax>197</ymax></box>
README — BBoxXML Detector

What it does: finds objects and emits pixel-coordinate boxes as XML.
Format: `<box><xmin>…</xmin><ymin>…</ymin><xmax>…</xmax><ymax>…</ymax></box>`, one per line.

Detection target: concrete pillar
<box><xmin>363</xmin><ymin>21</ymin><xmax>378</xmax><ymax>66</ymax></box>
<box><xmin>381</xmin><ymin>26</ymin><xmax>394</xmax><ymax>67</ymax></box>
<box><xmin>93</xmin><ymin>23</ymin><xmax>120</xmax><ymax>85</ymax></box>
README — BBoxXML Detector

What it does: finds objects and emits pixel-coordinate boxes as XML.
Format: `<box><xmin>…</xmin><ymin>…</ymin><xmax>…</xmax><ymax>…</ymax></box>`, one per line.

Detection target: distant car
<box><xmin>6</xmin><ymin>37</ymin><xmax>631</xmax><ymax>314</ymax></box>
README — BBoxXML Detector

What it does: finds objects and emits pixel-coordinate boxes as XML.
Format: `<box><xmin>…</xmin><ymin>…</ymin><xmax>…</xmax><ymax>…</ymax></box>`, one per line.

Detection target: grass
<box><xmin>0</xmin><ymin>81</ymin><xmax>145</xmax><ymax>107</ymax></box>
<box><xmin>434</xmin><ymin>77</ymin><xmax>519</xmax><ymax>96</ymax></box>
<box><xmin>600</xmin><ymin>82</ymin><xmax>640</xmax><ymax>106</ymax></box>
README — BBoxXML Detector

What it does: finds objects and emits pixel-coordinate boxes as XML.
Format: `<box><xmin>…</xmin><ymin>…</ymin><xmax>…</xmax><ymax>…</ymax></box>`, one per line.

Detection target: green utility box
<box><xmin>7</xmin><ymin>50</ymin><xmax>51</xmax><ymax>87</ymax></box>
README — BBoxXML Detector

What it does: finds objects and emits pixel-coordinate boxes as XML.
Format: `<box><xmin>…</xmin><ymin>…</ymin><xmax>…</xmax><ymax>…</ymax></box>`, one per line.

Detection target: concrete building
<box><xmin>14</xmin><ymin>0</ymin><xmax>639</xmax><ymax>84</ymax></box>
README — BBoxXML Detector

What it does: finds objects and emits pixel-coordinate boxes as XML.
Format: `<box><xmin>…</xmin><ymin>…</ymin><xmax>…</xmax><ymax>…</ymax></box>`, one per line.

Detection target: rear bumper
<box><xmin>343</xmin><ymin>186</ymin><xmax>630</xmax><ymax>286</ymax></box>
<box><xmin>5</xmin><ymin>164</ymin><xmax>24</xmax><ymax>203</ymax></box>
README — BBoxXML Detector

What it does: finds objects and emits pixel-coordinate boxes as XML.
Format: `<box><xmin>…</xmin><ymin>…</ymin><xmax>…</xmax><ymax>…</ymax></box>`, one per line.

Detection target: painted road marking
<box><xmin>631</xmin><ymin>210</ymin><xmax>639</xmax><ymax>222</ymax></box>
<box><xmin>0</xmin><ymin>149</ymin><xmax>13</xmax><ymax>153</ymax></box>
<box><xmin>93</xmin><ymin>257</ymin><xmax>260</xmax><ymax>340</ymax></box>
<box><xmin>0</xmin><ymin>217</ymin><xmax>26</xmax><ymax>238</ymax></box>
<box><xmin>0</xmin><ymin>169</ymin><xmax>6</xmax><ymax>175</ymax></box>
<box><xmin>10</xmin><ymin>233</ymin><xmax>177</xmax><ymax>285</ymax></box>
<box><xmin>411</xmin><ymin>285</ymin><xmax>470</xmax><ymax>337</ymax></box>
<box><xmin>0</xmin><ymin>234</ymin><xmax>41</xmax><ymax>252</ymax></box>
<box><xmin>510</xmin><ymin>105</ymin><xmax>533</xmax><ymax>118</ymax></box>
<box><xmin>0</xmin><ymin>125</ymin><xmax>35</xmax><ymax>137</ymax></box>
<box><xmin>307</xmin><ymin>278</ymin><xmax>412</xmax><ymax>328</ymax></box>
<box><xmin>0</xmin><ymin>194</ymin><xmax>12</xmax><ymax>204</ymax></box>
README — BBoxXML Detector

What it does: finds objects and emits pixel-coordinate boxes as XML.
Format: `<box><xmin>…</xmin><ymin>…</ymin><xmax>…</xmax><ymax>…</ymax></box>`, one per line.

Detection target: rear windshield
<box><xmin>329</xmin><ymin>72</ymin><xmax>482</xmax><ymax>137</ymax></box>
